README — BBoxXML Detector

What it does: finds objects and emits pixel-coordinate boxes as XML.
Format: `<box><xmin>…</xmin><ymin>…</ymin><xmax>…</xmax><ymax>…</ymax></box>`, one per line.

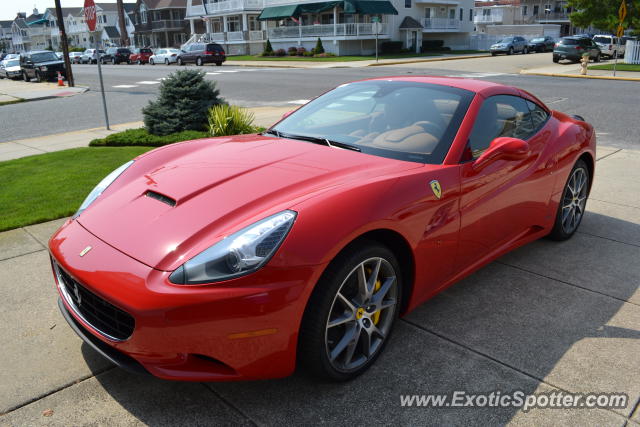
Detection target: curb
<box><xmin>367</xmin><ymin>53</ymin><xmax>491</xmax><ymax>67</ymax></box>
<box><xmin>520</xmin><ymin>71</ymin><xmax>640</xmax><ymax>82</ymax></box>
<box><xmin>0</xmin><ymin>86</ymin><xmax>89</xmax><ymax>105</ymax></box>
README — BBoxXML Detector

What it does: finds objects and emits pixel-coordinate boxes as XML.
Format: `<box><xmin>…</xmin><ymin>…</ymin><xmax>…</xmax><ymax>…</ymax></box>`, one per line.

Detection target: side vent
<box><xmin>145</xmin><ymin>191</ymin><xmax>176</xmax><ymax>207</ymax></box>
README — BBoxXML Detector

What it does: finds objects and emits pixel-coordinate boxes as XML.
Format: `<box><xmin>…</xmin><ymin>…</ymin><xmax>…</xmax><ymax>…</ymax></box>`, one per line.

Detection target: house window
<box><xmin>405</xmin><ymin>0</ymin><xmax>411</xmax><ymax>8</ymax></box>
<box><xmin>522</xmin><ymin>5</ymin><xmax>528</xmax><ymax>15</ymax></box>
<box><xmin>449</xmin><ymin>8</ymin><xmax>455</xmax><ymax>19</ymax></box>
<box><xmin>227</xmin><ymin>15</ymin><xmax>240</xmax><ymax>32</ymax></box>
<box><xmin>248</xmin><ymin>15</ymin><xmax>260</xmax><ymax>31</ymax></box>
<box><xmin>459</xmin><ymin>8</ymin><xmax>463</xmax><ymax>20</ymax></box>
<box><xmin>533</xmin><ymin>5</ymin><xmax>539</xmax><ymax>14</ymax></box>
<box><xmin>469</xmin><ymin>9</ymin><xmax>472</xmax><ymax>21</ymax></box>
<box><xmin>140</xmin><ymin>5</ymin><xmax>148</xmax><ymax>24</ymax></box>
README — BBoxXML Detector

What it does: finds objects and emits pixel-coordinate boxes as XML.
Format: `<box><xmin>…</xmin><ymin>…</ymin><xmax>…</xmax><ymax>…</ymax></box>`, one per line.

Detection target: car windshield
<box><xmin>593</xmin><ymin>36</ymin><xmax>611</xmax><ymax>44</ymax></box>
<box><xmin>140</xmin><ymin>48</ymin><xmax>152</xmax><ymax>53</ymax></box>
<box><xmin>499</xmin><ymin>37</ymin><xmax>514</xmax><ymax>43</ymax></box>
<box><xmin>5</xmin><ymin>60</ymin><xmax>19</xmax><ymax>67</ymax></box>
<box><xmin>31</xmin><ymin>52</ymin><xmax>59</xmax><ymax>62</ymax></box>
<box><xmin>531</xmin><ymin>38</ymin><xmax>544</xmax><ymax>43</ymax></box>
<box><xmin>561</xmin><ymin>38</ymin><xmax>579</xmax><ymax>45</ymax></box>
<box><xmin>270</xmin><ymin>81</ymin><xmax>474</xmax><ymax>164</ymax></box>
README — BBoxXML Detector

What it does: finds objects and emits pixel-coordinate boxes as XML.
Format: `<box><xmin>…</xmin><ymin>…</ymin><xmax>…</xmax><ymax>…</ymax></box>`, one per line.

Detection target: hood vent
<box><xmin>145</xmin><ymin>190</ymin><xmax>176</xmax><ymax>207</ymax></box>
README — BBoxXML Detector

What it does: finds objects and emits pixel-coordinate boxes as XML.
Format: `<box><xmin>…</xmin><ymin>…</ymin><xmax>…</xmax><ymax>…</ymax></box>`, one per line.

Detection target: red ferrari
<box><xmin>49</xmin><ymin>77</ymin><xmax>595</xmax><ymax>382</ymax></box>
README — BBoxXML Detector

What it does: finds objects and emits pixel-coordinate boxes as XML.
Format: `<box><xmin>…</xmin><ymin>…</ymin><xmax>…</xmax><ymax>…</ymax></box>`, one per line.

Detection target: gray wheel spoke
<box><xmin>378</xmin><ymin>298</ymin><xmax>397</xmax><ymax>310</ymax></box>
<box><xmin>361</xmin><ymin>328</ymin><xmax>372</xmax><ymax>357</ymax></box>
<box><xmin>343</xmin><ymin>329</ymin><xmax>360</xmax><ymax>365</ymax></box>
<box><xmin>356</xmin><ymin>264</ymin><xmax>368</xmax><ymax>302</ymax></box>
<box><xmin>328</xmin><ymin>311</ymin><xmax>355</xmax><ymax>328</ymax></box>
<box><xmin>371</xmin><ymin>277</ymin><xmax>395</xmax><ymax>306</ymax></box>
<box><xmin>367</xmin><ymin>259</ymin><xmax>382</xmax><ymax>297</ymax></box>
<box><xmin>330</xmin><ymin>323</ymin><xmax>357</xmax><ymax>362</ymax></box>
<box><xmin>336</xmin><ymin>291</ymin><xmax>355</xmax><ymax>312</ymax></box>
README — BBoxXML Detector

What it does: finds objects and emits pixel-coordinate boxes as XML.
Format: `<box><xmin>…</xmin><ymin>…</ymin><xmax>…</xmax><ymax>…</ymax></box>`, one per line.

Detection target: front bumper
<box><xmin>50</xmin><ymin>219</ymin><xmax>321</xmax><ymax>381</ymax></box>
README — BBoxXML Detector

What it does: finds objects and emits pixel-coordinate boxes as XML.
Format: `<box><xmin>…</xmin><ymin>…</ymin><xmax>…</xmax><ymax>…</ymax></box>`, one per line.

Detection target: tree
<box><xmin>143</xmin><ymin>70</ymin><xmax>225</xmax><ymax>136</ymax></box>
<box><xmin>116</xmin><ymin>0</ymin><xmax>129</xmax><ymax>46</ymax></box>
<box><xmin>263</xmin><ymin>39</ymin><xmax>274</xmax><ymax>56</ymax></box>
<box><xmin>313</xmin><ymin>37</ymin><xmax>325</xmax><ymax>54</ymax></box>
<box><xmin>567</xmin><ymin>0</ymin><xmax>639</xmax><ymax>34</ymax></box>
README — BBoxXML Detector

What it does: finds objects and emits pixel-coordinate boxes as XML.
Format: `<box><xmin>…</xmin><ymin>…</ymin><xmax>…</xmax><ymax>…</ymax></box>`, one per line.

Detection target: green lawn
<box><xmin>0</xmin><ymin>147</ymin><xmax>153</xmax><ymax>232</ymax></box>
<box><xmin>227</xmin><ymin>51</ymin><xmax>484</xmax><ymax>62</ymax></box>
<box><xmin>588</xmin><ymin>63</ymin><xmax>640</xmax><ymax>72</ymax></box>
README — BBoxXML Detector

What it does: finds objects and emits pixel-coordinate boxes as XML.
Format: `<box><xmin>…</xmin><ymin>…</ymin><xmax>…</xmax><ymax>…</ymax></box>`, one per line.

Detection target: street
<box><xmin>1</xmin><ymin>53</ymin><xmax>638</xmax><ymax>150</ymax></box>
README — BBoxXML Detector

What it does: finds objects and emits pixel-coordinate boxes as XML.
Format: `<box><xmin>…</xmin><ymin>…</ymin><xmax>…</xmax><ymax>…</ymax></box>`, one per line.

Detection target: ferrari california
<box><xmin>49</xmin><ymin>77</ymin><xmax>595</xmax><ymax>382</ymax></box>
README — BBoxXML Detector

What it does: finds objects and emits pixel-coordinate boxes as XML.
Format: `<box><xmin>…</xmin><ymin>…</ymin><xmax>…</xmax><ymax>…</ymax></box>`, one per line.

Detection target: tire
<box><xmin>112</xmin><ymin>58</ymin><xmax>116</xmax><ymax>65</ymax></box>
<box><xmin>34</xmin><ymin>71</ymin><xmax>42</xmax><ymax>83</ymax></box>
<box><xmin>507</xmin><ymin>47</ymin><xmax>514</xmax><ymax>55</ymax></box>
<box><xmin>177</xmin><ymin>57</ymin><xmax>184</xmax><ymax>66</ymax></box>
<box><xmin>553</xmin><ymin>56</ymin><xmax>559</xmax><ymax>63</ymax></box>
<box><xmin>548</xmin><ymin>159</ymin><xmax>590</xmax><ymax>241</ymax></box>
<box><xmin>215</xmin><ymin>62</ymin><xmax>222</xmax><ymax>66</ymax></box>
<box><xmin>165</xmin><ymin>59</ymin><xmax>169</xmax><ymax>65</ymax></box>
<box><xmin>491</xmin><ymin>52</ymin><xmax>496</xmax><ymax>56</ymax></box>
<box><xmin>594</xmin><ymin>53</ymin><xmax>601</xmax><ymax>62</ymax></box>
<box><xmin>298</xmin><ymin>241</ymin><xmax>402</xmax><ymax>381</ymax></box>
<box><xmin>137</xmin><ymin>59</ymin><xmax>142</xmax><ymax>65</ymax></box>
<box><xmin>150</xmin><ymin>58</ymin><xmax>154</xmax><ymax>65</ymax></box>
<box><xmin>523</xmin><ymin>46</ymin><xmax>529</xmax><ymax>54</ymax></box>
<box><xmin>196</xmin><ymin>57</ymin><xmax>203</xmax><ymax>66</ymax></box>
<box><xmin>23</xmin><ymin>71</ymin><xmax>29</xmax><ymax>82</ymax></box>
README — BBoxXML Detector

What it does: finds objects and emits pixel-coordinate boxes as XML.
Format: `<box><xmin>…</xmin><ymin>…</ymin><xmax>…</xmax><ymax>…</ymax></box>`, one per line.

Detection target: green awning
<box><xmin>27</xmin><ymin>18</ymin><xmax>48</xmax><ymax>26</ymax></box>
<box><xmin>258</xmin><ymin>4</ymin><xmax>301</xmax><ymax>20</ymax></box>
<box><xmin>356</xmin><ymin>0</ymin><xmax>398</xmax><ymax>15</ymax></box>
<box><xmin>258</xmin><ymin>0</ymin><xmax>397</xmax><ymax>20</ymax></box>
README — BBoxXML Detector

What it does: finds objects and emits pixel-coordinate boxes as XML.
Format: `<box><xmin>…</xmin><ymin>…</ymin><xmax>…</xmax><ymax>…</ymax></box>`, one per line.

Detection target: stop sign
<box><xmin>84</xmin><ymin>0</ymin><xmax>97</xmax><ymax>32</ymax></box>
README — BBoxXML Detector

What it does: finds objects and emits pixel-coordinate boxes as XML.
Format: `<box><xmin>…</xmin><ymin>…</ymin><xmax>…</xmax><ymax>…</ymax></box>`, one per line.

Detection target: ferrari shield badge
<box><xmin>79</xmin><ymin>246</ymin><xmax>92</xmax><ymax>257</ymax></box>
<box><xmin>430</xmin><ymin>180</ymin><xmax>442</xmax><ymax>199</ymax></box>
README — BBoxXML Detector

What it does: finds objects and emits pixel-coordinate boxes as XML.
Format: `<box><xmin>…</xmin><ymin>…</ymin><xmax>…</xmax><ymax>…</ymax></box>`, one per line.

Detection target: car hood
<box><xmin>5</xmin><ymin>66</ymin><xmax>20</xmax><ymax>71</ymax></box>
<box><xmin>35</xmin><ymin>60</ymin><xmax>65</xmax><ymax>66</ymax></box>
<box><xmin>77</xmin><ymin>135</ymin><xmax>421</xmax><ymax>271</ymax></box>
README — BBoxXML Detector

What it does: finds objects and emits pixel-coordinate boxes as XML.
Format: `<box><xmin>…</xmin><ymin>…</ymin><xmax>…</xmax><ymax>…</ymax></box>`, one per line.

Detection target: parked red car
<box><xmin>129</xmin><ymin>48</ymin><xmax>153</xmax><ymax>65</ymax></box>
<box><xmin>50</xmin><ymin>77</ymin><xmax>596</xmax><ymax>382</ymax></box>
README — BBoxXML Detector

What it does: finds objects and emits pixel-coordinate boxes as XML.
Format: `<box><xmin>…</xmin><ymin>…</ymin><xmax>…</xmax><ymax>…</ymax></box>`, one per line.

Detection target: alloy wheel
<box><xmin>561</xmin><ymin>166</ymin><xmax>588</xmax><ymax>234</ymax></box>
<box><xmin>325</xmin><ymin>257</ymin><xmax>398</xmax><ymax>372</ymax></box>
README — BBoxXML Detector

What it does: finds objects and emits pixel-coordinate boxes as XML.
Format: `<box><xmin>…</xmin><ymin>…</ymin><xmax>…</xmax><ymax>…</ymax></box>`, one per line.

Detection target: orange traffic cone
<box><xmin>57</xmin><ymin>71</ymin><xmax>64</xmax><ymax>87</ymax></box>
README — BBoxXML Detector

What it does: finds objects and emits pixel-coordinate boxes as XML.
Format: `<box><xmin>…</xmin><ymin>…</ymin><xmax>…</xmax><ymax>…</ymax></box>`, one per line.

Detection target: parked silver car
<box><xmin>593</xmin><ymin>35</ymin><xmax>625</xmax><ymax>58</ymax></box>
<box><xmin>490</xmin><ymin>36</ymin><xmax>529</xmax><ymax>55</ymax></box>
<box><xmin>81</xmin><ymin>48</ymin><xmax>105</xmax><ymax>64</ymax></box>
<box><xmin>0</xmin><ymin>59</ymin><xmax>22</xmax><ymax>79</ymax></box>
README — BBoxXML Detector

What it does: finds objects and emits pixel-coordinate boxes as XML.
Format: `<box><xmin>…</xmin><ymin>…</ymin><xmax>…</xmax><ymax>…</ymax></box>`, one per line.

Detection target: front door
<box><xmin>455</xmin><ymin>94</ymin><xmax>550</xmax><ymax>270</ymax></box>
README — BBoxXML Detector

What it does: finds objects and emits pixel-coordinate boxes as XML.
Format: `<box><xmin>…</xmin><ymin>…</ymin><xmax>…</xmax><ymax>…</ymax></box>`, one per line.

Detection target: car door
<box><xmin>22</xmin><ymin>54</ymin><xmax>33</xmax><ymax>77</ymax></box>
<box><xmin>455</xmin><ymin>94</ymin><xmax>552</xmax><ymax>270</ymax></box>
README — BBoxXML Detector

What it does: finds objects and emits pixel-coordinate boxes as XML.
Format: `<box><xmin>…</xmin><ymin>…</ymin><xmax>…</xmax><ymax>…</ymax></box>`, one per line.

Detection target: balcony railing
<box><xmin>227</xmin><ymin>31</ymin><xmax>244</xmax><ymax>41</ymax></box>
<box><xmin>249</xmin><ymin>30</ymin><xmax>264</xmax><ymax>40</ymax></box>
<box><xmin>536</xmin><ymin>12</ymin><xmax>570</xmax><ymax>21</ymax></box>
<box><xmin>267</xmin><ymin>23</ymin><xmax>388</xmax><ymax>39</ymax></box>
<box><xmin>473</xmin><ymin>14</ymin><xmax>503</xmax><ymax>23</ymax></box>
<box><xmin>422</xmin><ymin>18</ymin><xmax>460</xmax><ymax>30</ymax></box>
<box><xmin>152</xmin><ymin>19</ymin><xmax>186</xmax><ymax>30</ymax></box>
<box><xmin>197</xmin><ymin>0</ymin><xmax>264</xmax><ymax>14</ymax></box>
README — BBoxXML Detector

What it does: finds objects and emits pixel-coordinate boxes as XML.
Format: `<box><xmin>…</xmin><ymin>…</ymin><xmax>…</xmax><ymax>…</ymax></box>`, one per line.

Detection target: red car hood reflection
<box><xmin>77</xmin><ymin>135</ymin><xmax>421</xmax><ymax>271</ymax></box>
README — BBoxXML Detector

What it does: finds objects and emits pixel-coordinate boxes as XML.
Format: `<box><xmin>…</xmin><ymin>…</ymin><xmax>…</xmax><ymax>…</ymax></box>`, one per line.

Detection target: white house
<box><xmin>185</xmin><ymin>0</ymin><xmax>475</xmax><ymax>55</ymax></box>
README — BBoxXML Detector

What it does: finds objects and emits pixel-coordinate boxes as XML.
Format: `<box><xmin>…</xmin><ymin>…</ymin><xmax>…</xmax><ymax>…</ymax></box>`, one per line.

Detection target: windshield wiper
<box><xmin>263</xmin><ymin>129</ymin><xmax>281</xmax><ymax>137</ymax></box>
<box><xmin>271</xmin><ymin>131</ymin><xmax>361</xmax><ymax>152</ymax></box>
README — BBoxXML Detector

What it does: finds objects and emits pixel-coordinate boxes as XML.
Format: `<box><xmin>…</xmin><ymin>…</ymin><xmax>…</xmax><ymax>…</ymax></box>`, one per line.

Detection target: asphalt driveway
<box><xmin>0</xmin><ymin>145</ymin><xmax>638</xmax><ymax>426</ymax></box>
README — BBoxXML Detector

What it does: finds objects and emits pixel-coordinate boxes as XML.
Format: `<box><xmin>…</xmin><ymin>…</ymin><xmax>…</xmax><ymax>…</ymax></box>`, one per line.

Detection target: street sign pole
<box><xmin>372</xmin><ymin>16</ymin><xmax>380</xmax><ymax>62</ymax></box>
<box><xmin>614</xmin><ymin>0</ymin><xmax>627</xmax><ymax>77</ymax></box>
<box><xmin>84</xmin><ymin>0</ymin><xmax>110</xmax><ymax>130</ymax></box>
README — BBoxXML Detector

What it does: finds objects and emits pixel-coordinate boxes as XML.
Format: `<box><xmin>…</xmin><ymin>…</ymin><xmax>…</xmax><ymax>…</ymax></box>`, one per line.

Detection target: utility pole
<box><xmin>54</xmin><ymin>0</ymin><xmax>74</xmax><ymax>87</ymax></box>
<box><xmin>116</xmin><ymin>0</ymin><xmax>129</xmax><ymax>46</ymax></box>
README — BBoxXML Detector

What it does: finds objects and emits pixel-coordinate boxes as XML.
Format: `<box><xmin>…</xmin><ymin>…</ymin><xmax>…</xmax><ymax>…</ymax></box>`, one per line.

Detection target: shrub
<box><xmin>142</xmin><ymin>69</ymin><xmax>225</xmax><ymax>136</ymax></box>
<box><xmin>421</xmin><ymin>40</ymin><xmax>446</xmax><ymax>52</ymax></box>
<box><xmin>89</xmin><ymin>128</ymin><xmax>208</xmax><ymax>147</ymax></box>
<box><xmin>68</xmin><ymin>46</ymin><xmax>85</xmax><ymax>52</ymax></box>
<box><xmin>208</xmin><ymin>104</ymin><xmax>259</xmax><ymax>137</ymax></box>
<box><xmin>288</xmin><ymin>46</ymin><xmax>298</xmax><ymax>56</ymax></box>
<box><xmin>379</xmin><ymin>41</ymin><xmax>403</xmax><ymax>54</ymax></box>
<box><xmin>313</xmin><ymin>52</ymin><xmax>336</xmax><ymax>58</ymax></box>
<box><xmin>303</xmin><ymin>50</ymin><xmax>314</xmax><ymax>57</ymax></box>
<box><xmin>297</xmin><ymin>47</ymin><xmax>306</xmax><ymax>56</ymax></box>
<box><xmin>275</xmin><ymin>48</ymin><xmax>287</xmax><ymax>56</ymax></box>
<box><xmin>313</xmin><ymin>37</ymin><xmax>325</xmax><ymax>54</ymax></box>
<box><xmin>263</xmin><ymin>39</ymin><xmax>274</xmax><ymax>56</ymax></box>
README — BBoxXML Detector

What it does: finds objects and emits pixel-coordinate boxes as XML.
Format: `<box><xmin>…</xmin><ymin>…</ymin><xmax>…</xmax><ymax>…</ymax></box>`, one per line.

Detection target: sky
<box><xmin>0</xmin><ymin>0</ymin><xmax>122</xmax><ymax>21</ymax></box>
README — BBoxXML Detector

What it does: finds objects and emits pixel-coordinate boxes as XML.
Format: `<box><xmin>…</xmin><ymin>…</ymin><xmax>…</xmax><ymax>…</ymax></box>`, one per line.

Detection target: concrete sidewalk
<box><xmin>0</xmin><ymin>79</ymin><xmax>88</xmax><ymax>104</ymax></box>
<box><xmin>0</xmin><ymin>145</ymin><xmax>638</xmax><ymax>425</ymax></box>
<box><xmin>521</xmin><ymin>62</ymin><xmax>640</xmax><ymax>81</ymax></box>
<box><xmin>0</xmin><ymin>106</ymin><xmax>291</xmax><ymax>162</ymax></box>
<box><xmin>225</xmin><ymin>52</ymin><xmax>490</xmax><ymax>68</ymax></box>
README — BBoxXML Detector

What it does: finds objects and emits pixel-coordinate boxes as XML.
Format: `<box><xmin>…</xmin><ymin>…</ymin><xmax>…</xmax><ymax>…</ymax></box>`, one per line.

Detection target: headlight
<box><xmin>170</xmin><ymin>210</ymin><xmax>297</xmax><ymax>285</ymax></box>
<box><xmin>40</xmin><ymin>66</ymin><xmax>48</xmax><ymax>71</ymax></box>
<box><xmin>74</xmin><ymin>160</ymin><xmax>134</xmax><ymax>218</ymax></box>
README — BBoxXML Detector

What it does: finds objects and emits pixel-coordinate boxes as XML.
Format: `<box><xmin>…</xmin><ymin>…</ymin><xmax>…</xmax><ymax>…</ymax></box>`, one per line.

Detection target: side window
<box><xmin>526</xmin><ymin>100</ymin><xmax>549</xmax><ymax>130</ymax></box>
<box><xmin>467</xmin><ymin>95</ymin><xmax>535</xmax><ymax>159</ymax></box>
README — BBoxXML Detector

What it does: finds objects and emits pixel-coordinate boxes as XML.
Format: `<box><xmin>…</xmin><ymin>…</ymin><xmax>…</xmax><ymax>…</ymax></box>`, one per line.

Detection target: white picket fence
<box><xmin>624</xmin><ymin>40</ymin><xmax>640</xmax><ymax>64</ymax></box>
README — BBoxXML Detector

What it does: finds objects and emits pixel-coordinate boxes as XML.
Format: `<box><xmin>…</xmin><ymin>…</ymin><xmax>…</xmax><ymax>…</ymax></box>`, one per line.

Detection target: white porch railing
<box><xmin>422</xmin><ymin>18</ymin><xmax>460</xmax><ymax>30</ymax></box>
<box><xmin>624</xmin><ymin>40</ymin><xmax>640</xmax><ymax>64</ymax></box>
<box><xmin>227</xmin><ymin>31</ymin><xmax>244</xmax><ymax>41</ymax></box>
<box><xmin>249</xmin><ymin>30</ymin><xmax>264</xmax><ymax>40</ymax></box>
<box><xmin>267</xmin><ymin>23</ymin><xmax>388</xmax><ymax>39</ymax></box>
<box><xmin>473</xmin><ymin>14</ymin><xmax>503</xmax><ymax>23</ymax></box>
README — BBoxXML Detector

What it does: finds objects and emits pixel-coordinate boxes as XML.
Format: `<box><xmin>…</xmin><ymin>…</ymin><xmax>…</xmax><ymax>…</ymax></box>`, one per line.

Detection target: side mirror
<box><xmin>473</xmin><ymin>137</ymin><xmax>530</xmax><ymax>171</ymax></box>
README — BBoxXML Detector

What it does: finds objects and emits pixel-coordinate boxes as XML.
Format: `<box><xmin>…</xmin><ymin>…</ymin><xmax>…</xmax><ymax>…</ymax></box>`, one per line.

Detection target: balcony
<box><xmin>536</xmin><ymin>11</ymin><xmax>570</xmax><ymax>21</ymax></box>
<box><xmin>267</xmin><ymin>23</ymin><xmax>389</xmax><ymax>39</ymax></box>
<box><xmin>473</xmin><ymin>14</ymin><xmax>503</xmax><ymax>24</ymax></box>
<box><xmin>152</xmin><ymin>20</ymin><xmax>187</xmax><ymax>31</ymax></box>
<box><xmin>422</xmin><ymin>18</ymin><xmax>460</xmax><ymax>31</ymax></box>
<box><xmin>192</xmin><ymin>0</ymin><xmax>264</xmax><ymax>15</ymax></box>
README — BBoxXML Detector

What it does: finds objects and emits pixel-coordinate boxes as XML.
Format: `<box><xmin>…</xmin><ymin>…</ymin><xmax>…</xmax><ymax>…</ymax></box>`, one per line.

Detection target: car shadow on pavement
<box><xmin>87</xmin><ymin>211</ymin><xmax>640</xmax><ymax>425</ymax></box>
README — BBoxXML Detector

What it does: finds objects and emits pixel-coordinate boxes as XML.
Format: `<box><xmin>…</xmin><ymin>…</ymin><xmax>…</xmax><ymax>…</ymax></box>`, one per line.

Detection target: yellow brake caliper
<box><xmin>366</xmin><ymin>268</ymin><xmax>383</xmax><ymax>325</ymax></box>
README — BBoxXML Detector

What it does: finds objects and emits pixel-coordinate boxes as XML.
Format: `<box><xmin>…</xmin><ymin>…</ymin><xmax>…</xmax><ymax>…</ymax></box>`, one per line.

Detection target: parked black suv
<box><xmin>102</xmin><ymin>47</ymin><xmax>132</xmax><ymax>64</ymax></box>
<box><xmin>177</xmin><ymin>43</ymin><xmax>226</xmax><ymax>66</ymax></box>
<box><xmin>20</xmin><ymin>50</ymin><xmax>66</xmax><ymax>82</ymax></box>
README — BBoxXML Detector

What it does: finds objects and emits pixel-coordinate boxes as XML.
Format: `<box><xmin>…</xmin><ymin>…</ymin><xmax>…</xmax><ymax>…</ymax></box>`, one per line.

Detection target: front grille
<box><xmin>55</xmin><ymin>264</ymin><xmax>135</xmax><ymax>341</ymax></box>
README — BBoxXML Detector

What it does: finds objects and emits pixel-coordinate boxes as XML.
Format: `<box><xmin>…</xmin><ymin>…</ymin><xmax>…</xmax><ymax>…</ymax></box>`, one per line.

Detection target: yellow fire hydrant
<box><xmin>580</xmin><ymin>54</ymin><xmax>589</xmax><ymax>75</ymax></box>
